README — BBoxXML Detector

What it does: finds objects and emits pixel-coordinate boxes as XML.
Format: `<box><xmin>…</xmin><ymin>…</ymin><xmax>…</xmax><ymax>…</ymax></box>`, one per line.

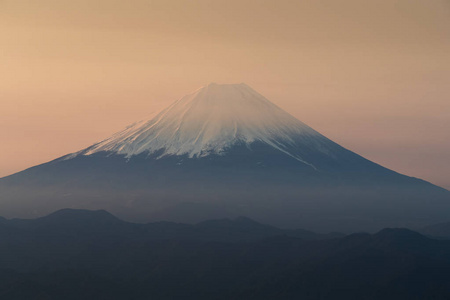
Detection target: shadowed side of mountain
<box><xmin>420</xmin><ymin>221</ymin><xmax>450</xmax><ymax>239</ymax></box>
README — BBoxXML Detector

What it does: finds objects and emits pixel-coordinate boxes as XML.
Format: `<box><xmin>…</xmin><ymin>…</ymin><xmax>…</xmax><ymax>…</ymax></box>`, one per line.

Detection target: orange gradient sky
<box><xmin>1</xmin><ymin>0</ymin><xmax>449</xmax><ymax>189</ymax></box>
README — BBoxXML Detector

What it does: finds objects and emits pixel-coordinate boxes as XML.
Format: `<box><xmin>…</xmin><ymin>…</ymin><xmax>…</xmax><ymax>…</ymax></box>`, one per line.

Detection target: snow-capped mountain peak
<box><xmin>2</xmin><ymin>83</ymin><xmax>448</xmax><ymax>231</ymax></box>
<box><xmin>77</xmin><ymin>83</ymin><xmax>324</xmax><ymax>166</ymax></box>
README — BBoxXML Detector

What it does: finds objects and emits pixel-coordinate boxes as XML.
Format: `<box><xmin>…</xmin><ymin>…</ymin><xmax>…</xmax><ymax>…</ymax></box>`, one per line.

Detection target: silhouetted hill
<box><xmin>1</xmin><ymin>209</ymin><xmax>450</xmax><ymax>299</ymax></box>
<box><xmin>10</xmin><ymin>208</ymin><xmax>122</xmax><ymax>228</ymax></box>
<box><xmin>1</xmin><ymin>208</ymin><xmax>340</xmax><ymax>243</ymax></box>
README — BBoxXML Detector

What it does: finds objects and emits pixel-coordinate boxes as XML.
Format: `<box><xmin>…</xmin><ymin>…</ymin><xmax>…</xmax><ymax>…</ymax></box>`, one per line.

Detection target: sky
<box><xmin>0</xmin><ymin>0</ymin><xmax>449</xmax><ymax>189</ymax></box>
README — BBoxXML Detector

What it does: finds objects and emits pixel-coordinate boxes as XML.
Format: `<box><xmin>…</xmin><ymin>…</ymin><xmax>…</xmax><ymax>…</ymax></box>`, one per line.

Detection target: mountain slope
<box><xmin>0</xmin><ymin>83</ymin><xmax>448</xmax><ymax>232</ymax></box>
<box><xmin>420</xmin><ymin>222</ymin><xmax>450</xmax><ymax>239</ymax></box>
<box><xmin>77</xmin><ymin>83</ymin><xmax>322</xmax><ymax>166</ymax></box>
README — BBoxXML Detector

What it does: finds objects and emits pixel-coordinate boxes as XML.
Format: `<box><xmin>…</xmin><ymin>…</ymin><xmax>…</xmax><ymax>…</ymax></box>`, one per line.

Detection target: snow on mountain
<box><xmin>75</xmin><ymin>83</ymin><xmax>330</xmax><ymax>168</ymax></box>
<box><xmin>1</xmin><ymin>82</ymin><xmax>448</xmax><ymax>232</ymax></box>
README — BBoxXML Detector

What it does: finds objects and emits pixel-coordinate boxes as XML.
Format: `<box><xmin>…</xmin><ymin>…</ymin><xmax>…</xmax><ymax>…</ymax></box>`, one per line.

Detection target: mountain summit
<box><xmin>0</xmin><ymin>83</ymin><xmax>448</xmax><ymax>232</ymax></box>
<box><xmin>76</xmin><ymin>83</ymin><xmax>321</xmax><ymax>168</ymax></box>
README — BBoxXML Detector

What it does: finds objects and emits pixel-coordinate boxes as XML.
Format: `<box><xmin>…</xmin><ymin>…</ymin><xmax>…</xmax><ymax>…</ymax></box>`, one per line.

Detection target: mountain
<box><xmin>79</xmin><ymin>82</ymin><xmax>321</xmax><ymax>161</ymax></box>
<box><xmin>420</xmin><ymin>221</ymin><xmax>450</xmax><ymax>239</ymax></box>
<box><xmin>1</xmin><ymin>210</ymin><xmax>450</xmax><ymax>300</ymax></box>
<box><xmin>0</xmin><ymin>208</ymin><xmax>339</xmax><ymax>246</ymax></box>
<box><xmin>0</xmin><ymin>83</ymin><xmax>448</xmax><ymax>232</ymax></box>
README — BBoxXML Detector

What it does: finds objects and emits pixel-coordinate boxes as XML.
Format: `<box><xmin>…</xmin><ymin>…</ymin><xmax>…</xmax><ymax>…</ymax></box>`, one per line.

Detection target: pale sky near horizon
<box><xmin>1</xmin><ymin>0</ymin><xmax>449</xmax><ymax>189</ymax></box>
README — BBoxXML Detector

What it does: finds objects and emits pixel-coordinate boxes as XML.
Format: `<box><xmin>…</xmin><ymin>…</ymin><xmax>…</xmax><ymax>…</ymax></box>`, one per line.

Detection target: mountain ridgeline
<box><xmin>1</xmin><ymin>209</ymin><xmax>450</xmax><ymax>299</ymax></box>
<box><xmin>0</xmin><ymin>83</ymin><xmax>448</xmax><ymax>232</ymax></box>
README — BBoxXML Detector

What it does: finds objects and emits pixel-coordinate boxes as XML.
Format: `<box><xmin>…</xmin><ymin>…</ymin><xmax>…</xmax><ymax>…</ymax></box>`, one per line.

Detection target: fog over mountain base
<box><xmin>0</xmin><ymin>84</ymin><xmax>448</xmax><ymax>233</ymax></box>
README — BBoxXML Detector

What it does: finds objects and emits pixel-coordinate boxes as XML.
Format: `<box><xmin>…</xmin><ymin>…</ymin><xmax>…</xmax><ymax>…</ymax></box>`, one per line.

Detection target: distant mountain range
<box><xmin>0</xmin><ymin>208</ymin><xmax>341</xmax><ymax>244</ymax></box>
<box><xmin>420</xmin><ymin>221</ymin><xmax>450</xmax><ymax>239</ymax></box>
<box><xmin>0</xmin><ymin>83</ymin><xmax>448</xmax><ymax>232</ymax></box>
<box><xmin>1</xmin><ymin>209</ymin><xmax>450</xmax><ymax>300</ymax></box>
